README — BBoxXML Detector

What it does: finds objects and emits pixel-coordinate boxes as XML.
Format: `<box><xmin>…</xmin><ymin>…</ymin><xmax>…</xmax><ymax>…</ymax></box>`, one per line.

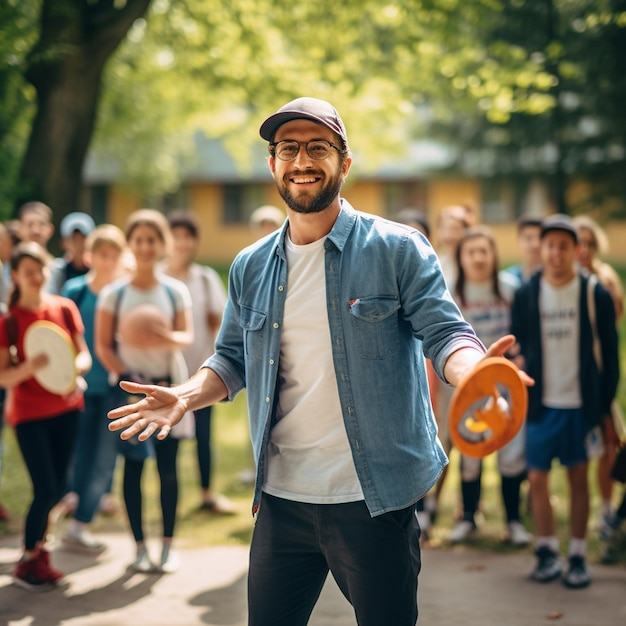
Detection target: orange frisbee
<box><xmin>449</xmin><ymin>357</ymin><xmax>527</xmax><ymax>458</ymax></box>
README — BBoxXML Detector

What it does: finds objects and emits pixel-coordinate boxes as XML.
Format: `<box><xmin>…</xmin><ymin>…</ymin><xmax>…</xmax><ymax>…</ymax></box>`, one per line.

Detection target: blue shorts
<box><xmin>526</xmin><ymin>407</ymin><xmax>588</xmax><ymax>471</ymax></box>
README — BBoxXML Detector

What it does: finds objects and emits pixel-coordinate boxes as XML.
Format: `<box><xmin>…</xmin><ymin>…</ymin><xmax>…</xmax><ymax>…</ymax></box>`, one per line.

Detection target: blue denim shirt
<box><xmin>204</xmin><ymin>200</ymin><xmax>484</xmax><ymax>516</ymax></box>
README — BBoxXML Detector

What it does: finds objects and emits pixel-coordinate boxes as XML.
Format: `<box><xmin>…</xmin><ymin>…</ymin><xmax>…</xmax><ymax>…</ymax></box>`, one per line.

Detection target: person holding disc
<box><xmin>0</xmin><ymin>241</ymin><xmax>91</xmax><ymax>591</ymax></box>
<box><xmin>106</xmin><ymin>98</ymin><xmax>532</xmax><ymax>626</ymax></box>
<box><xmin>95</xmin><ymin>209</ymin><xmax>193</xmax><ymax>574</ymax></box>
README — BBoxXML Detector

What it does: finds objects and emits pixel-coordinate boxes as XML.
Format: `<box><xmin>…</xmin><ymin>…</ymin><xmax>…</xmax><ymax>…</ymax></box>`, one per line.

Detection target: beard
<box><xmin>275</xmin><ymin>168</ymin><xmax>345</xmax><ymax>214</ymax></box>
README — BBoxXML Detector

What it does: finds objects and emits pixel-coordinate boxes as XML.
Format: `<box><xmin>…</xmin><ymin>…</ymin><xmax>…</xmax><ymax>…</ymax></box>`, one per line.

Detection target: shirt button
<box><xmin>265</xmin><ymin>397</ymin><xmax>270</xmax><ymax>403</ymax></box>
<box><xmin>278</xmin><ymin>285</ymin><xmax>284</xmax><ymax>291</ymax></box>
<box><xmin>273</xmin><ymin>322</ymin><xmax>279</xmax><ymax>329</ymax></box>
<box><xmin>269</xmin><ymin>359</ymin><xmax>275</xmax><ymax>365</ymax></box>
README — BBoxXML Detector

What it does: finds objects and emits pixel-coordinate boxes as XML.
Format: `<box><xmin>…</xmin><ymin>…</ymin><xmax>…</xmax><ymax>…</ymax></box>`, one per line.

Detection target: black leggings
<box><xmin>15</xmin><ymin>411</ymin><xmax>79</xmax><ymax>550</ymax></box>
<box><xmin>195</xmin><ymin>405</ymin><xmax>213</xmax><ymax>490</ymax></box>
<box><xmin>123</xmin><ymin>436</ymin><xmax>179</xmax><ymax>542</ymax></box>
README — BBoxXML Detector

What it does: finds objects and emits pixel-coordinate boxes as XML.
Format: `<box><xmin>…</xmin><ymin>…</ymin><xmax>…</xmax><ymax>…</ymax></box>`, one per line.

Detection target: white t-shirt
<box><xmin>168</xmin><ymin>264</ymin><xmax>226</xmax><ymax>373</ymax></box>
<box><xmin>98</xmin><ymin>274</ymin><xmax>192</xmax><ymax>380</ymax></box>
<box><xmin>263</xmin><ymin>234</ymin><xmax>363</xmax><ymax>504</ymax></box>
<box><xmin>539</xmin><ymin>276</ymin><xmax>582</xmax><ymax>408</ymax></box>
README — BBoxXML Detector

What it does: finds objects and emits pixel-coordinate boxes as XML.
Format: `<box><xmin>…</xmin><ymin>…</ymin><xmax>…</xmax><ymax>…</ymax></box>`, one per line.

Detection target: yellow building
<box><xmin>82</xmin><ymin>136</ymin><xmax>626</xmax><ymax>268</ymax></box>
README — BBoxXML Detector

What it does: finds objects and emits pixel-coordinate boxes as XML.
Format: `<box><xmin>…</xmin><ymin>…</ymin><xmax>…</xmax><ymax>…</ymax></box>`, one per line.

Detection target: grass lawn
<box><xmin>1</xmin><ymin>269</ymin><xmax>626</xmax><ymax>565</ymax></box>
<box><xmin>0</xmin><ymin>393</ymin><xmax>257</xmax><ymax>548</ymax></box>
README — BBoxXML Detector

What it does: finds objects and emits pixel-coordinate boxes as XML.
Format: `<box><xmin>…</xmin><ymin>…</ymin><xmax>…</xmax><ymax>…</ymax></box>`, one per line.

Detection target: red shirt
<box><xmin>0</xmin><ymin>295</ymin><xmax>85</xmax><ymax>426</ymax></box>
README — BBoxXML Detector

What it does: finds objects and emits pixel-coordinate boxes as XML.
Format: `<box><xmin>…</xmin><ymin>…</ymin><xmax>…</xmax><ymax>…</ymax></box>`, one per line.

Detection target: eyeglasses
<box><xmin>269</xmin><ymin>140</ymin><xmax>343</xmax><ymax>161</ymax></box>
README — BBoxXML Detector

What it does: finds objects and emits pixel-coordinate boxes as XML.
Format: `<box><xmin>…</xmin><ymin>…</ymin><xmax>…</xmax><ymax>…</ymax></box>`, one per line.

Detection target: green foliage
<box><xmin>0</xmin><ymin>0</ymin><xmax>38</xmax><ymax>219</ymax></box>
<box><xmin>2</xmin><ymin>0</ymin><xmax>626</xmax><ymax>214</ymax></box>
<box><xmin>91</xmin><ymin>0</ymin><xmax>562</xmax><ymax>194</ymax></box>
<box><xmin>433</xmin><ymin>0</ymin><xmax>626</xmax><ymax>214</ymax></box>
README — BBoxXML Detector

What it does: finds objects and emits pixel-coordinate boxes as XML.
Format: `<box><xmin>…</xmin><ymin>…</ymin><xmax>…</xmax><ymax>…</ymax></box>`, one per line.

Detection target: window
<box><xmin>481</xmin><ymin>178</ymin><xmax>518</xmax><ymax>223</ymax></box>
<box><xmin>144</xmin><ymin>188</ymin><xmax>188</xmax><ymax>213</ymax></box>
<box><xmin>223</xmin><ymin>183</ymin><xmax>266</xmax><ymax>224</ymax></box>
<box><xmin>383</xmin><ymin>181</ymin><xmax>428</xmax><ymax>219</ymax></box>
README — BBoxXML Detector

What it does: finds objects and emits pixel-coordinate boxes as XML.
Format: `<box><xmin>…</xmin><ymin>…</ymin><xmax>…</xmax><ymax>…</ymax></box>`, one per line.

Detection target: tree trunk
<box><xmin>16</xmin><ymin>0</ymin><xmax>152</xmax><ymax>221</ymax></box>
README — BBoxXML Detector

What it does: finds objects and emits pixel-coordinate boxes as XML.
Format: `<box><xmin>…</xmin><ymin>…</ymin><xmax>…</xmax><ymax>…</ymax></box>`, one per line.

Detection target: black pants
<box><xmin>194</xmin><ymin>405</ymin><xmax>213</xmax><ymax>490</ymax></box>
<box><xmin>123</xmin><ymin>436</ymin><xmax>179</xmax><ymax>542</ymax></box>
<box><xmin>248</xmin><ymin>494</ymin><xmax>421</xmax><ymax>626</ymax></box>
<box><xmin>15</xmin><ymin>410</ymin><xmax>79</xmax><ymax>549</ymax></box>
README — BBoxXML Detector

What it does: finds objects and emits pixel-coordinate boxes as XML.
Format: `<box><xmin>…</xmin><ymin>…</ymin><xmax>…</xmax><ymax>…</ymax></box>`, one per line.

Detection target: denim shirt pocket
<box><xmin>349</xmin><ymin>295</ymin><xmax>400</xmax><ymax>359</ymax></box>
<box><xmin>239</xmin><ymin>305</ymin><xmax>267</xmax><ymax>362</ymax></box>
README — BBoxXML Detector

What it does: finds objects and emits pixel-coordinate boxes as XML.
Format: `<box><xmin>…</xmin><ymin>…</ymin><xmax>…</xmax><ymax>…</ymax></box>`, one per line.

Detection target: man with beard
<box><xmin>108</xmin><ymin>97</ymin><xmax>529</xmax><ymax>626</ymax></box>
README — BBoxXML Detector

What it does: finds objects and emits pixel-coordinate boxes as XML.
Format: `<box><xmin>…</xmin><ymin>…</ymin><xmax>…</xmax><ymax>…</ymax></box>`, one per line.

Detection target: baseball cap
<box><xmin>259</xmin><ymin>97</ymin><xmax>349</xmax><ymax>147</ymax></box>
<box><xmin>60</xmin><ymin>212</ymin><xmax>96</xmax><ymax>238</ymax></box>
<box><xmin>540</xmin><ymin>213</ymin><xmax>578</xmax><ymax>244</ymax></box>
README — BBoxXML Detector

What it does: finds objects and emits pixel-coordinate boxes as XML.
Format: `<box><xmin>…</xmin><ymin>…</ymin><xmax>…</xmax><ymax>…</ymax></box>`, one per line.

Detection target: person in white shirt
<box><xmin>164</xmin><ymin>210</ymin><xmax>234</xmax><ymax>514</ymax></box>
<box><xmin>510</xmin><ymin>214</ymin><xmax>619</xmax><ymax>589</ymax></box>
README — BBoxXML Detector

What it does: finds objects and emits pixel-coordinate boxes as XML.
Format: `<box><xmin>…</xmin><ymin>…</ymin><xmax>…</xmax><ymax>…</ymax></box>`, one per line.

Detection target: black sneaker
<box><xmin>562</xmin><ymin>555</ymin><xmax>591</xmax><ymax>589</ymax></box>
<box><xmin>530</xmin><ymin>546</ymin><xmax>562</xmax><ymax>583</ymax></box>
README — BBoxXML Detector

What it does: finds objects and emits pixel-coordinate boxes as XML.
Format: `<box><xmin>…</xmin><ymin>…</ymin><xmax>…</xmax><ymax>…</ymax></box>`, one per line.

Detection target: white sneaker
<box><xmin>508</xmin><ymin>521</ymin><xmax>531</xmax><ymax>547</ymax></box>
<box><xmin>449</xmin><ymin>520</ymin><xmax>476</xmax><ymax>543</ymax></box>
<box><xmin>158</xmin><ymin>545</ymin><xmax>180</xmax><ymax>574</ymax></box>
<box><xmin>130</xmin><ymin>546</ymin><xmax>155</xmax><ymax>573</ymax></box>
<box><xmin>62</xmin><ymin>527</ymin><xmax>106</xmax><ymax>553</ymax></box>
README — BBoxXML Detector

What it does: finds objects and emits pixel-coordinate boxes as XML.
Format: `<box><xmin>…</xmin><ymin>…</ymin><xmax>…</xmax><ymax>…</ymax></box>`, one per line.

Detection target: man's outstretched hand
<box><xmin>108</xmin><ymin>381</ymin><xmax>187</xmax><ymax>441</ymax></box>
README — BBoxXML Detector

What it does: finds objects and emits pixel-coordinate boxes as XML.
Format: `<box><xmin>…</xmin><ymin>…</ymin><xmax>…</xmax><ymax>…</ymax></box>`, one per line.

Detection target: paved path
<box><xmin>1</xmin><ymin>532</ymin><xmax>625</xmax><ymax>625</ymax></box>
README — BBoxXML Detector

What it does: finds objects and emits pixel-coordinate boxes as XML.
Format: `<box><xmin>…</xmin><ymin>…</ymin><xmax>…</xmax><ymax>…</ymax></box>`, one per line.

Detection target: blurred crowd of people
<box><xmin>0</xmin><ymin>196</ymin><xmax>623</xmax><ymax>593</ymax></box>
<box><xmin>396</xmin><ymin>204</ymin><xmax>625</xmax><ymax>589</ymax></box>
<box><xmin>0</xmin><ymin>201</ymin><xmax>286</xmax><ymax>591</ymax></box>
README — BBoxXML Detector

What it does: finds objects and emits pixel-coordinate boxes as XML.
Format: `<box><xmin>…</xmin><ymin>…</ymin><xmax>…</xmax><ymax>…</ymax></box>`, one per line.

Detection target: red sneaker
<box><xmin>12</xmin><ymin>558</ymin><xmax>54</xmax><ymax>592</ymax></box>
<box><xmin>36</xmin><ymin>549</ymin><xmax>65</xmax><ymax>584</ymax></box>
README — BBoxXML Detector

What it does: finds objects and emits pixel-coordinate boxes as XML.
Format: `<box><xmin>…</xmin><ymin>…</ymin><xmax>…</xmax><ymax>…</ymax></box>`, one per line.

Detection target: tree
<box><xmin>15</xmin><ymin>0</ymin><xmax>152</xmax><ymax>218</ymax></box>
<box><xmin>0</xmin><ymin>1</ymin><xmax>38</xmax><ymax>220</ymax></box>
<box><xmin>426</xmin><ymin>0</ymin><xmax>626</xmax><ymax>217</ymax></box>
<box><xmin>9</xmin><ymin>0</ymin><xmax>623</xmax><ymax>221</ymax></box>
<box><xmin>91</xmin><ymin>0</ymin><xmax>554</xmax><ymax>194</ymax></box>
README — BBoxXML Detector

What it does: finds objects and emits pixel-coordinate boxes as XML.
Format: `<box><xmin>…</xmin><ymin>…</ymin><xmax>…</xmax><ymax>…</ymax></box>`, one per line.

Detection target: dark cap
<box><xmin>540</xmin><ymin>213</ymin><xmax>578</xmax><ymax>244</ymax></box>
<box><xmin>259</xmin><ymin>97</ymin><xmax>348</xmax><ymax>147</ymax></box>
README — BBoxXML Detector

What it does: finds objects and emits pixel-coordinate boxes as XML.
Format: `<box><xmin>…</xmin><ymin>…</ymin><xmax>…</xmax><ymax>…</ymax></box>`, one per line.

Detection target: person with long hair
<box><xmin>448</xmin><ymin>227</ymin><xmax>530</xmax><ymax>547</ymax></box>
<box><xmin>573</xmin><ymin>215</ymin><xmax>624</xmax><ymax>537</ymax></box>
<box><xmin>95</xmin><ymin>209</ymin><xmax>193</xmax><ymax>573</ymax></box>
<box><xmin>0</xmin><ymin>241</ymin><xmax>91</xmax><ymax>591</ymax></box>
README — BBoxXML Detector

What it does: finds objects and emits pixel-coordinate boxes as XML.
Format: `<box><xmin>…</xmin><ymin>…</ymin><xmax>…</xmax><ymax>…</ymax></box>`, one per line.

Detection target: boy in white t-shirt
<box><xmin>164</xmin><ymin>211</ymin><xmax>233</xmax><ymax>514</ymax></box>
<box><xmin>510</xmin><ymin>214</ymin><xmax>619</xmax><ymax>589</ymax></box>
